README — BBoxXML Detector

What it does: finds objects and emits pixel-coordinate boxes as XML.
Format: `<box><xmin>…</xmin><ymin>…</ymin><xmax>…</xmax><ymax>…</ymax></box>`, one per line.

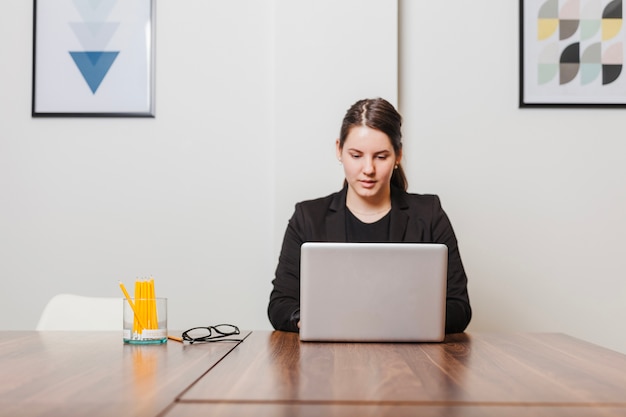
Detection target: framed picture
<box><xmin>520</xmin><ymin>0</ymin><xmax>626</xmax><ymax>107</ymax></box>
<box><xmin>32</xmin><ymin>0</ymin><xmax>156</xmax><ymax>117</ymax></box>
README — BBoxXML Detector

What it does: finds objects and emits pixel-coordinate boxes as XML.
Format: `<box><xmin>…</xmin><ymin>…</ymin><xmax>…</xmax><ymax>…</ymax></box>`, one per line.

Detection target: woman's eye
<box><xmin>351</xmin><ymin>154</ymin><xmax>361</xmax><ymax>159</ymax></box>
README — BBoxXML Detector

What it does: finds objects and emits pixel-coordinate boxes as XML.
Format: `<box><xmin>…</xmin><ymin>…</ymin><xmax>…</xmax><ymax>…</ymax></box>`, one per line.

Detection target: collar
<box><xmin>326</xmin><ymin>185</ymin><xmax>410</xmax><ymax>242</ymax></box>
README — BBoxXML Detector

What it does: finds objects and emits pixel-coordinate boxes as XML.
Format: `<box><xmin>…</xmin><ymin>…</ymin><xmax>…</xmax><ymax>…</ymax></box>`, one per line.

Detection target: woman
<box><xmin>268</xmin><ymin>98</ymin><xmax>471</xmax><ymax>334</ymax></box>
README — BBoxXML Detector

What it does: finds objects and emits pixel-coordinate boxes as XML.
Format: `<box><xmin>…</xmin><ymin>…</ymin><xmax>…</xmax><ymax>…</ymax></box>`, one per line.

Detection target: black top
<box><xmin>345</xmin><ymin>209</ymin><xmax>391</xmax><ymax>242</ymax></box>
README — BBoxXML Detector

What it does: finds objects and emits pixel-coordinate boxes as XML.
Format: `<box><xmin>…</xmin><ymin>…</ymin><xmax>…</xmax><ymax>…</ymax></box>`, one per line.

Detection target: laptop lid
<box><xmin>299</xmin><ymin>242</ymin><xmax>447</xmax><ymax>342</ymax></box>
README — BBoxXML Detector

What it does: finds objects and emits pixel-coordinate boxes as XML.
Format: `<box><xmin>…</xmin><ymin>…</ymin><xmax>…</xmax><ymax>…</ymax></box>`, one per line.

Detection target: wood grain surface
<box><xmin>0</xmin><ymin>331</ymin><xmax>247</xmax><ymax>417</ymax></box>
<box><xmin>180</xmin><ymin>331</ymin><xmax>626</xmax><ymax>406</ymax></box>
<box><xmin>164</xmin><ymin>403</ymin><xmax>626</xmax><ymax>417</ymax></box>
<box><xmin>3</xmin><ymin>331</ymin><xmax>626</xmax><ymax>417</ymax></box>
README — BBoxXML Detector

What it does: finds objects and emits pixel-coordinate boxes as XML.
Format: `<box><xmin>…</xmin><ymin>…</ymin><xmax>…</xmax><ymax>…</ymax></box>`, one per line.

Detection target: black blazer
<box><xmin>268</xmin><ymin>186</ymin><xmax>472</xmax><ymax>334</ymax></box>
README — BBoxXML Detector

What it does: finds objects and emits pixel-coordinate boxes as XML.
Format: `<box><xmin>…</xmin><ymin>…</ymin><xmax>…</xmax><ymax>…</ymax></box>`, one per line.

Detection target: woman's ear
<box><xmin>335</xmin><ymin>139</ymin><xmax>342</xmax><ymax>161</ymax></box>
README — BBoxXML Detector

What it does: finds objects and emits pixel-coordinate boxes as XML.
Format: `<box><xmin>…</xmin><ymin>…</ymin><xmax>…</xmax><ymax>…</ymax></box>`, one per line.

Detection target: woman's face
<box><xmin>336</xmin><ymin>125</ymin><xmax>401</xmax><ymax>203</ymax></box>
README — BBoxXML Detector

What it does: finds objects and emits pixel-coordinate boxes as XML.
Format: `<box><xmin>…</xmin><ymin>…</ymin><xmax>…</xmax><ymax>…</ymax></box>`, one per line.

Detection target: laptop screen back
<box><xmin>299</xmin><ymin>242</ymin><xmax>447</xmax><ymax>342</ymax></box>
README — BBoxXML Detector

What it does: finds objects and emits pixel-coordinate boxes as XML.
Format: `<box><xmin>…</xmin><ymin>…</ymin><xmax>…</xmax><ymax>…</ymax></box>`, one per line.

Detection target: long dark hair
<box><xmin>338</xmin><ymin>98</ymin><xmax>407</xmax><ymax>191</ymax></box>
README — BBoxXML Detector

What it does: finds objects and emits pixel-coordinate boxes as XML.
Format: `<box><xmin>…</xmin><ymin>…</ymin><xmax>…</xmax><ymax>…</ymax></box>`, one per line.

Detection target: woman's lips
<box><xmin>359</xmin><ymin>180</ymin><xmax>376</xmax><ymax>189</ymax></box>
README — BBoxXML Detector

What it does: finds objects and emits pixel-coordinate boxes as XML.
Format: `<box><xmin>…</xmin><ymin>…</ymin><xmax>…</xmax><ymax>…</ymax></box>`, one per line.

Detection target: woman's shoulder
<box><xmin>295</xmin><ymin>189</ymin><xmax>344</xmax><ymax>212</ymax></box>
<box><xmin>287</xmin><ymin>190</ymin><xmax>344</xmax><ymax>230</ymax></box>
<box><xmin>393</xmin><ymin>188</ymin><xmax>442</xmax><ymax>208</ymax></box>
<box><xmin>298</xmin><ymin>190</ymin><xmax>340</xmax><ymax>204</ymax></box>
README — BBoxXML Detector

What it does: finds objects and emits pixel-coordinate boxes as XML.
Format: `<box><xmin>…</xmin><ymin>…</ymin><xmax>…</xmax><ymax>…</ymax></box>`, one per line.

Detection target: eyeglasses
<box><xmin>181</xmin><ymin>324</ymin><xmax>242</xmax><ymax>344</ymax></box>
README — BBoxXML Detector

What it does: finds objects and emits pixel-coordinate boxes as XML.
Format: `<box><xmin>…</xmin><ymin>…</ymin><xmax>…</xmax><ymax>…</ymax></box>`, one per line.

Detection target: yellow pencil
<box><xmin>134</xmin><ymin>280</ymin><xmax>140</xmax><ymax>333</ymax></box>
<box><xmin>149</xmin><ymin>278</ymin><xmax>157</xmax><ymax>329</ymax></box>
<box><xmin>153</xmin><ymin>278</ymin><xmax>158</xmax><ymax>329</ymax></box>
<box><xmin>141</xmin><ymin>279</ymin><xmax>150</xmax><ymax>329</ymax></box>
<box><xmin>119</xmin><ymin>281</ymin><xmax>147</xmax><ymax>331</ymax></box>
<box><xmin>136</xmin><ymin>279</ymin><xmax>145</xmax><ymax>332</ymax></box>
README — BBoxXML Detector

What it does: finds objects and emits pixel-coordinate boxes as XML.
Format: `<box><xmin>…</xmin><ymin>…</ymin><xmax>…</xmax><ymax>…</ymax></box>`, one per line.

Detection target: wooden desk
<box><xmin>169</xmin><ymin>331</ymin><xmax>626</xmax><ymax>417</ymax></box>
<box><xmin>0</xmin><ymin>331</ymin><xmax>248</xmax><ymax>417</ymax></box>
<box><xmin>2</xmin><ymin>331</ymin><xmax>626</xmax><ymax>417</ymax></box>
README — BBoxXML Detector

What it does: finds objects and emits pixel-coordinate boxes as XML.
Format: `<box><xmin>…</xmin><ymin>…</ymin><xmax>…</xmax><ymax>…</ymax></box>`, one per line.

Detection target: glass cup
<box><xmin>123</xmin><ymin>298</ymin><xmax>167</xmax><ymax>344</ymax></box>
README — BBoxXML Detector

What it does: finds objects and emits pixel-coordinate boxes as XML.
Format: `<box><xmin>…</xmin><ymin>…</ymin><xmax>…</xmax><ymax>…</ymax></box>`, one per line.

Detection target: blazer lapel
<box><xmin>326</xmin><ymin>187</ymin><xmax>347</xmax><ymax>242</ymax></box>
<box><xmin>389</xmin><ymin>188</ymin><xmax>410</xmax><ymax>242</ymax></box>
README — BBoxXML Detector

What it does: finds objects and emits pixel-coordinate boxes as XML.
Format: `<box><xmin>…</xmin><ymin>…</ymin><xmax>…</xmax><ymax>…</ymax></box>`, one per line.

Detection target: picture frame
<box><xmin>520</xmin><ymin>0</ymin><xmax>626</xmax><ymax>108</ymax></box>
<box><xmin>32</xmin><ymin>0</ymin><xmax>156</xmax><ymax>117</ymax></box>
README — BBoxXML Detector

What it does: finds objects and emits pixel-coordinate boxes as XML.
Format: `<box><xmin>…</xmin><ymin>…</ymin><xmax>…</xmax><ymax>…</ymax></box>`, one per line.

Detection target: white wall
<box><xmin>1</xmin><ymin>0</ymin><xmax>625</xmax><ymax>354</ymax></box>
<box><xmin>1</xmin><ymin>0</ymin><xmax>277</xmax><ymax>331</ymax></box>
<box><xmin>400</xmin><ymin>1</ymin><xmax>626</xmax><ymax>353</ymax></box>
<box><xmin>0</xmin><ymin>0</ymin><xmax>396</xmax><ymax>333</ymax></box>
<box><xmin>273</xmin><ymin>1</ymin><xmax>398</xmax><ymax>249</ymax></box>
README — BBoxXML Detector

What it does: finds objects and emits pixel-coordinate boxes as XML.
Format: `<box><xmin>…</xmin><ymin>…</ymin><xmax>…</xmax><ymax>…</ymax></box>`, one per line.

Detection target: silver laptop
<box><xmin>299</xmin><ymin>242</ymin><xmax>447</xmax><ymax>342</ymax></box>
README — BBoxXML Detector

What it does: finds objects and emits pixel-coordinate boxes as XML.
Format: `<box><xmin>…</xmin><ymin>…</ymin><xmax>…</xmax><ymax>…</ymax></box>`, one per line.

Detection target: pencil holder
<box><xmin>123</xmin><ymin>298</ymin><xmax>167</xmax><ymax>344</ymax></box>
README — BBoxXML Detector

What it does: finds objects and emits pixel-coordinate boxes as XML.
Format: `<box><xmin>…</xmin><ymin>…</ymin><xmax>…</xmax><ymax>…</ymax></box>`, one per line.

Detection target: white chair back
<box><xmin>36</xmin><ymin>294</ymin><xmax>122</xmax><ymax>330</ymax></box>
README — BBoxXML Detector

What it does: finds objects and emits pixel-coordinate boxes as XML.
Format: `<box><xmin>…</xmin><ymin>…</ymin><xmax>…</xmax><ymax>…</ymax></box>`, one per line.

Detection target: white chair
<box><xmin>36</xmin><ymin>293</ymin><xmax>123</xmax><ymax>330</ymax></box>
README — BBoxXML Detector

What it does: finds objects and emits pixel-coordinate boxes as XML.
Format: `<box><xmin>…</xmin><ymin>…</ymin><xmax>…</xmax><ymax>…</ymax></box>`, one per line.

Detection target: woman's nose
<box><xmin>362</xmin><ymin>158</ymin><xmax>375</xmax><ymax>174</ymax></box>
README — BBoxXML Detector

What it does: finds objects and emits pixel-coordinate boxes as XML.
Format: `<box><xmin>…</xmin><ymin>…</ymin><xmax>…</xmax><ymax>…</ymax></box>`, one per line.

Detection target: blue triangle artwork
<box><xmin>70</xmin><ymin>52</ymin><xmax>119</xmax><ymax>93</ymax></box>
<box><xmin>69</xmin><ymin>0</ymin><xmax>121</xmax><ymax>94</ymax></box>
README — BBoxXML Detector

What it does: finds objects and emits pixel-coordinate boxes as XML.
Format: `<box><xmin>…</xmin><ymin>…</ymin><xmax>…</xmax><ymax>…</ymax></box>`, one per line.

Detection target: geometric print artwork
<box><xmin>537</xmin><ymin>0</ymin><xmax>623</xmax><ymax>85</ymax></box>
<box><xmin>32</xmin><ymin>0</ymin><xmax>155</xmax><ymax>116</ymax></box>
<box><xmin>69</xmin><ymin>0</ymin><xmax>120</xmax><ymax>94</ymax></box>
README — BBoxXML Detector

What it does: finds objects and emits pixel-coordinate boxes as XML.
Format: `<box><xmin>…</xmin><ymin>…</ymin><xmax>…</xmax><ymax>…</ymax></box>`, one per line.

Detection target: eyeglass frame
<box><xmin>181</xmin><ymin>324</ymin><xmax>242</xmax><ymax>344</ymax></box>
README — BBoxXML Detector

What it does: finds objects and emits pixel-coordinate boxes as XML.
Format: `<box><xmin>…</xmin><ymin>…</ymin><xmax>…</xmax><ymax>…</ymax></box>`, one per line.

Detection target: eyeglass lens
<box><xmin>184</xmin><ymin>324</ymin><xmax>240</xmax><ymax>341</ymax></box>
